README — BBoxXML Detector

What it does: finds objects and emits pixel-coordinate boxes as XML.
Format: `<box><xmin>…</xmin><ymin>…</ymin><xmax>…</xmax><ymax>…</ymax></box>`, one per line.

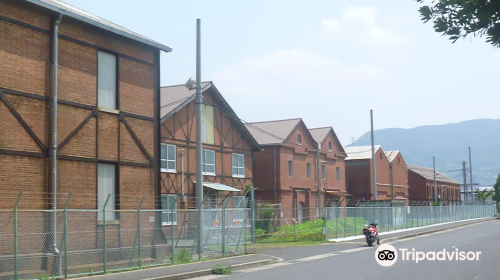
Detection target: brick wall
<box><xmin>0</xmin><ymin>0</ymin><xmax>158</xmax><ymax>211</ymax></box>
<box><xmin>160</xmin><ymin>88</ymin><xmax>256</xmax><ymax>209</ymax></box>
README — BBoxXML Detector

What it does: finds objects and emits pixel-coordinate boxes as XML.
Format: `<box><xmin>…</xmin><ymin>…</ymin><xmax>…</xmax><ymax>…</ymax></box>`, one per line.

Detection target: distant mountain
<box><xmin>350</xmin><ymin>119</ymin><xmax>500</xmax><ymax>187</ymax></box>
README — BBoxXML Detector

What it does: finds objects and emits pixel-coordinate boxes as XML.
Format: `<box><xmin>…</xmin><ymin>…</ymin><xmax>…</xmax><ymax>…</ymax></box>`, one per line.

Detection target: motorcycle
<box><xmin>362</xmin><ymin>221</ymin><xmax>380</xmax><ymax>247</ymax></box>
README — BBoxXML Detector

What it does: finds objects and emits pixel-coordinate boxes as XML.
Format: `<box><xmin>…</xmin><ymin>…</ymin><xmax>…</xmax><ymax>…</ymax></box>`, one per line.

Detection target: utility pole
<box><xmin>370</xmin><ymin>110</ymin><xmax>377</xmax><ymax>200</ymax></box>
<box><xmin>433</xmin><ymin>157</ymin><xmax>437</xmax><ymax>203</ymax></box>
<box><xmin>462</xmin><ymin>161</ymin><xmax>467</xmax><ymax>204</ymax></box>
<box><xmin>469</xmin><ymin>147</ymin><xmax>473</xmax><ymax>205</ymax></box>
<box><xmin>195</xmin><ymin>19</ymin><xmax>203</xmax><ymax>255</ymax></box>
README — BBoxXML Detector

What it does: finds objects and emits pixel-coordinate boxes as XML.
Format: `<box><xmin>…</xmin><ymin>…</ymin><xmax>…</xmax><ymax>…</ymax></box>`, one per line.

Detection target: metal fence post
<box><xmin>293</xmin><ymin>199</ymin><xmax>297</xmax><ymax>242</ymax></box>
<box><xmin>63</xmin><ymin>193</ymin><xmax>72</xmax><ymax>279</ymax></box>
<box><xmin>102</xmin><ymin>194</ymin><xmax>111</xmax><ymax>274</ymax></box>
<box><xmin>344</xmin><ymin>200</ymin><xmax>348</xmax><ymax>238</ymax></box>
<box><xmin>171</xmin><ymin>202</ymin><xmax>175</xmax><ymax>264</ymax></box>
<box><xmin>14</xmin><ymin>191</ymin><xmax>22</xmax><ymax>280</ymax></box>
<box><xmin>137</xmin><ymin>196</ymin><xmax>144</xmax><ymax>267</ymax></box>
<box><xmin>222</xmin><ymin>200</ymin><xmax>229</xmax><ymax>257</ymax></box>
<box><xmin>244</xmin><ymin>198</ymin><xmax>247</xmax><ymax>254</ymax></box>
<box><xmin>354</xmin><ymin>203</ymin><xmax>358</xmax><ymax>236</ymax></box>
<box><xmin>250</xmin><ymin>187</ymin><xmax>255</xmax><ymax>244</ymax></box>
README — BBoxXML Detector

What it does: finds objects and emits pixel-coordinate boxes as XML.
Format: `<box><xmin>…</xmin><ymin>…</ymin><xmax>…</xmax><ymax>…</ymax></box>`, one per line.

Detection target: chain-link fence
<box><xmin>0</xmin><ymin>197</ymin><xmax>250</xmax><ymax>280</ymax></box>
<box><xmin>252</xmin><ymin>204</ymin><xmax>496</xmax><ymax>243</ymax></box>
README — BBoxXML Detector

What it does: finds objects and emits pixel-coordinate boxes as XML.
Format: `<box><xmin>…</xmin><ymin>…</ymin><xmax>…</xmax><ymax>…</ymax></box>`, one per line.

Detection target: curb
<box><xmin>145</xmin><ymin>258</ymin><xmax>281</xmax><ymax>280</ymax></box>
<box><xmin>381</xmin><ymin>218</ymin><xmax>495</xmax><ymax>243</ymax></box>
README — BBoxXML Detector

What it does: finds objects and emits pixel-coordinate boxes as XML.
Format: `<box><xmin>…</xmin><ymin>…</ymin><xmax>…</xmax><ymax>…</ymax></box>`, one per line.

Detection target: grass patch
<box><xmin>254</xmin><ymin>217</ymin><xmax>370</xmax><ymax>242</ymax></box>
<box><xmin>212</xmin><ymin>264</ymin><xmax>232</xmax><ymax>275</ymax></box>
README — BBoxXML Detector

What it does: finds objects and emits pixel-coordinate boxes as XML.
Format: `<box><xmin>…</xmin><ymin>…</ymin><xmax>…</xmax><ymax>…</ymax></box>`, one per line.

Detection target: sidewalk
<box><xmin>330</xmin><ymin>217</ymin><xmax>495</xmax><ymax>243</ymax></box>
<box><xmin>76</xmin><ymin>254</ymin><xmax>282</xmax><ymax>280</ymax></box>
<box><xmin>78</xmin><ymin>217</ymin><xmax>495</xmax><ymax>280</ymax></box>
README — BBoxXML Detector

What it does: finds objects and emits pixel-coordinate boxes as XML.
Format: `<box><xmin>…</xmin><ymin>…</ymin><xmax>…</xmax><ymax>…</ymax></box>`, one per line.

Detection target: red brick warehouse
<box><xmin>246</xmin><ymin>119</ymin><xmax>348</xmax><ymax>222</ymax></box>
<box><xmin>159</xmin><ymin>81</ymin><xmax>261</xmax><ymax>225</ymax></box>
<box><xmin>344</xmin><ymin>146</ymin><xmax>409</xmax><ymax>205</ymax></box>
<box><xmin>0</xmin><ymin>0</ymin><xmax>171</xmax><ymax>274</ymax></box>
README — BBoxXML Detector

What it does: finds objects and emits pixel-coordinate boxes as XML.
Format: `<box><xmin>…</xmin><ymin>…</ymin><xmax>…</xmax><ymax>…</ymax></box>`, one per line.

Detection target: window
<box><xmin>232</xmin><ymin>153</ymin><xmax>245</xmax><ymax>178</ymax></box>
<box><xmin>336</xmin><ymin>167</ymin><xmax>340</xmax><ymax>181</ymax></box>
<box><xmin>297</xmin><ymin>134</ymin><xmax>302</xmax><ymax>145</ymax></box>
<box><xmin>307</xmin><ymin>163</ymin><xmax>311</xmax><ymax>178</ymax></box>
<box><xmin>161</xmin><ymin>144</ymin><xmax>176</xmax><ymax>172</ymax></box>
<box><xmin>161</xmin><ymin>195</ymin><xmax>177</xmax><ymax>225</ymax></box>
<box><xmin>232</xmin><ymin>196</ymin><xmax>245</xmax><ymax>222</ymax></box>
<box><xmin>202</xmin><ymin>149</ymin><xmax>216</xmax><ymax>175</ymax></box>
<box><xmin>379</xmin><ymin>153</ymin><xmax>382</xmax><ymax>160</ymax></box>
<box><xmin>288</xmin><ymin>161</ymin><xmax>293</xmax><ymax>177</ymax></box>
<box><xmin>97</xmin><ymin>50</ymin><xmax>117</xmax><ymax>110</ymax></box>
<box><xmin>328</xmin><ymin>141</ymin><xmax>332</xmax><ymax>151</ymax></box>
<box><xmin>322</xmin><ymin>165</ymin><xmax>326</xmax><ymax>180</ymax></box>
<box><xmin>201</xmin><ymin>104</ymin><xmax>214</xmax><ymax>144</ymax></box>
<box><xmin>98</xmin><ymin>163</ymin><xmax>116</xmax><ymax>221</ymax></box>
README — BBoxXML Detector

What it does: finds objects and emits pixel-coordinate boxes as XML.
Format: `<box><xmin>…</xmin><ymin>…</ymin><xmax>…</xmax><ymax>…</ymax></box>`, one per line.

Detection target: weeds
<box><xmin>212</xmin><ymin>264</ymin><xmax>232</xmax><ymax>275</ymax></box>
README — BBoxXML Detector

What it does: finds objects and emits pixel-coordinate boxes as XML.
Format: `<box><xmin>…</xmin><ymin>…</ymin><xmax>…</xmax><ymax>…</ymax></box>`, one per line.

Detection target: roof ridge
<box><xmin>161</xmin><ymin>81</ymin><xmax>212</xmax><ymax>88</ymax></box>
<box><xmin>247</xmin><ymin>118</ymin><xmax>302</xmax><ymax>125</ymax></box>
<box><xmin>309</xmin><ymin>126</ymin><xmax>331</xmax><ymax>130</ymax></box>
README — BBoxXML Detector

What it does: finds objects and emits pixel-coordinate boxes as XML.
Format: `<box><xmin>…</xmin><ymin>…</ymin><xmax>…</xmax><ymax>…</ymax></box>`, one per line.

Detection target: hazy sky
<box><xmin>64</xmin><ymin>0</ymin><xmax>500</xmax><ymax>145</ymax></box>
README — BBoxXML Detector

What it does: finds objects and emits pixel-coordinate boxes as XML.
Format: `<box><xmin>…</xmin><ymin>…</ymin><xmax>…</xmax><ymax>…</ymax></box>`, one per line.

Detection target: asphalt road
<box><xmin>196</xmin><ymin>219</ymin><xmax>500</xmax><ymax>280</ymax></box>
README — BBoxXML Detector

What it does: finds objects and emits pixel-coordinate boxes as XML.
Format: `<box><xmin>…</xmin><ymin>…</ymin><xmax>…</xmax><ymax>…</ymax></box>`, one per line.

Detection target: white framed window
<box><xmin>232</xmin><ymin>196</ymin><xmax>245</xmax><ymax>222</ymax></box>
<box><xmin>232</xmin><ymin>153</ymin><xmax>245</xmax><ymax>178</ymax></box>
<box><xmin>336</xmin><ymin>166</ymin><xmax>340</xmax><ymax>181</ymax></box>
<box><xmin>97</xmin><ymin>50</ymin><xmax>117</xmax><ymax>110</ymax></box>
<box><xmin>98</xmin><ymin>163</ymin><xmax>116</xmax><ymax>221</ymax></box>
<box><xmin>161</xmin><ymin>144</ymin><xmax>176</xmax><ymax>172</ymax></box>
<box><xmin>297</xmin><ymin>134</ymin><xmax>302</xmax><ymax>145</ymax></box>
<box><xmin>307</xmin><ymin>163</ymin><xmax>311</xmax><ymax>178</ymax></box>
<box><xmin>322</xmin><ymin>165</ymin><xmax>326</xmax><ymax>180</ymax></box>
<box><xmin>288</xmin><ymin>161</ymin><xmax>293</xmax><ymax>177</ymax></box>
<box><xmin>202</xmin><ymin>149</ymin><xmax>216</xmax><ymax>175</ymax></box>
<box><xmin>328</xmin><ymin>141</ymin><xmax>332</xmax><ymax>151</ymax></box>
<box><xmin>161</xmin><ymin>194</ymin><xmax>178</xmax><ymax>225</ymax></box>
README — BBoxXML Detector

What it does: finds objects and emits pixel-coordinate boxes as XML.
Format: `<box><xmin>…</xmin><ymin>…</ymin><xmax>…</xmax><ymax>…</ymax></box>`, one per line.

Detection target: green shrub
<box><xmin>212</xmin><ymin>264</ymin><xmax>232</xmax><ymax>275</ymax></box>
<box><xmin>173</xmin><ymin>248</ymin><xmax>191</xmax><ymax>264</ymax></box>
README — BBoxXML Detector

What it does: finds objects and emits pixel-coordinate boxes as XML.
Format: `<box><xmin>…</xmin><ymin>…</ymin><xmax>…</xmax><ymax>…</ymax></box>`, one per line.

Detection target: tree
<box><xmin>493</xmin><ymin>173</ymin><xmax>500</xmax><ymax>206</ymax></box>
<box><xmin>475</xmin><ymin>189</ymin><xmax>493</xmax><ymax>204</ymax></box>
<box><xmin>415</xmin><ymin>0</ymin><xmax>500</xmax><ymax>47</ymax></box>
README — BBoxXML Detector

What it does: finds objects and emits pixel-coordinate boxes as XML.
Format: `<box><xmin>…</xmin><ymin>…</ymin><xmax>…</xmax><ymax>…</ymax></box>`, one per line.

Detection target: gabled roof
<box><xmin>309</xmin><ymin>127</ymin><xmax>330</xmax><ymax>143</ymax></box>
<box><xmin>384</xmin><ymin>150</ymin><xmax>400</xmax><ymax>163</ymax></box>
<box><xmin>245</xmin><ymin>118</ymin><xmax>317</xmax><ymax>148</ymax></box>
<box><xmin>25</xmin><ymin>0</ymin><xmax>171</xmax><ymax>52</ymax></box>
<box><xmin>344</xmin><ymin>145</ymin><xmax>384</xmax><ymax>160</ymax></box>
<box><xmin>160</xmin><ymin>81</ymin><xmax>261</xmax><ymax>150</ymax></box>
<box><xmin>245</xmin><ymin>119</ymin><xmax>301</xmax><ymax>145</ymax></box>
<box><xmin>407</xmin><ymin>164</ymin><xmax>459</xmax><ymax>185</ymax></box>
<box><xmin>309</xmin><ymin>126</ymin><xmax>346</xmax><ymax>154</ymax></box>
<box><xmin>160</xmin><ymin>82</ymin><xmax>211</xmax><ymax>120</ymax></box>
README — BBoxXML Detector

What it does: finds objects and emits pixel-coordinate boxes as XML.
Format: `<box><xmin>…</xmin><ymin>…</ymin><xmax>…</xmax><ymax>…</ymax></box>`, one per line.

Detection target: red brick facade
<box><xmin>160</xmin><ymin>83</ymin><xmax>260</xmax><ymax>210</ymax></box>
<box><xmin>0</xmin><ymin>0</ymin><xmax>162</xmax><ymax>211</ymax></box>
<box><xmin>345</xmin><ymin>146</ymin><xmax>409</xmax><ymax>204</ymax></box>
<box><xmin>408</xmin><ymin>165</ymin><xmax>461</xmax><ymax>205</ymax></box>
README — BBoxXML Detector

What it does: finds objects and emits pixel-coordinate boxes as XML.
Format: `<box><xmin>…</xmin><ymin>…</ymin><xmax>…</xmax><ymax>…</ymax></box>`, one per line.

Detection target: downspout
<box><xmin>316</xmin><ymin>143</ymin><xmax>321</xmax><ymax>215</ymax></box>
<box><xmin>274</xmin><ymin>145</ymin><xmax>277</xmax><ymax>203</ymax></box>
<box><xmin>180</xmin><ymin>149</ymin><xmax>185</xmax><ymax>199</ymax></box>
<box><xmin>50</xmin><ymin>14</ymin><xmax>62</xmax><ymax>258</ymax></box>
<box><xmin>390</xmin><ymin>162</ymin><xmax>394</xmax><ymax>201</ymax></box>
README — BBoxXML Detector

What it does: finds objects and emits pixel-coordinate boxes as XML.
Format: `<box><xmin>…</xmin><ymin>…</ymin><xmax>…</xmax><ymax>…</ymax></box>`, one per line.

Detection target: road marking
<box><xmin>338</xmin><ymin>247</ymin><xmax>369</xmax><ymax>254</ymax></box>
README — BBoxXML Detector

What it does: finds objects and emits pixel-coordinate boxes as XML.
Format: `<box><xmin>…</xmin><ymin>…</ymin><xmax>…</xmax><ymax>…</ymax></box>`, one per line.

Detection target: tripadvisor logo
<box><xmin>375</xmin><ymin>244</ymin><xmax>398</xmax><ymax>267</ymax></box>
<box><xmin>375</xmin><ymin>244</ymin><xmax>482</xmax><ymax>266</ymax></box>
